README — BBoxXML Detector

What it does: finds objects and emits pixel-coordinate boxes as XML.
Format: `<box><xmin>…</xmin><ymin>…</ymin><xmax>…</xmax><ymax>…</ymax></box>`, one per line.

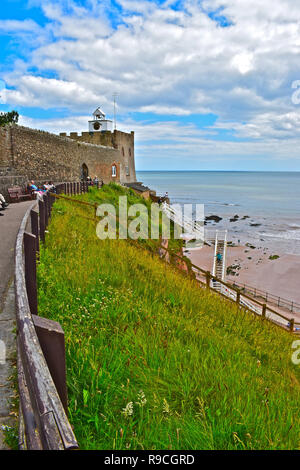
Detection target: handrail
<box><xmin>159</xmin><ymin>245</ymin><xmax>299</xmax><ymax>333</ymax></box>
<box><xmin>229</xmin><ymin>279</ymin><xmax>300</xmax><ymax>313</ymax></box>
<box><xmin>15</xmin><ymin>186</ymin><xmax>79</xmax><ymax>449</ymax></box>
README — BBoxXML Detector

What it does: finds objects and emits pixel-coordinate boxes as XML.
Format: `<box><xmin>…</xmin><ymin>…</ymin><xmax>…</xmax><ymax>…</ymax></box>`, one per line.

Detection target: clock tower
<box><xmin>88</xmin><ymin>107</ymin><xmax>113</xmax><ymax>132</ymax></box>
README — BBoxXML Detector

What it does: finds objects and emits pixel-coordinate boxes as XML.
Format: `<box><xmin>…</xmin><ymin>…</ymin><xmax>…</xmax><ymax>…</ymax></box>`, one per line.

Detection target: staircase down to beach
<box><xmin>208</xmin><ymin>230</ymin><xmax>228</xmax><ymax>292</ymax></box>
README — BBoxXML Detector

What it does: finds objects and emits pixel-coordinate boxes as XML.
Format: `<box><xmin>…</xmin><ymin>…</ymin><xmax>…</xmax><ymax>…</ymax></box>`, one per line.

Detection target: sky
<box><xmin>1</xmin><ymin>0</ymin><xmax>300</xmax><ymax>171</ymax></box>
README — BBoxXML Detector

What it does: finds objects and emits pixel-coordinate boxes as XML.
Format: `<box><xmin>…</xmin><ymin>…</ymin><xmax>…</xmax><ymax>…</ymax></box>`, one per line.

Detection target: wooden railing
<box><xmin>15</xmin><ymin>182</ymin><xmax>87</xmax><ymax>449</ymax></box>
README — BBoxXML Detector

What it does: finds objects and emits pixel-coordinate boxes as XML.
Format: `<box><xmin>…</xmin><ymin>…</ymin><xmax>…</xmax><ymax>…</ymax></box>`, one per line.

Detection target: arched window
<box><xmin>112</xmin><ymin>164</ymin><xmax>117</xmax><ymax>178</ymax></box>
<box><xmin>122</xmin><ymin>147</ymin><xmax>125</xmax><ymax>156</ymax></box>
<box><xmin>129</xmin><ymin>148</ymin><xmax>131</xmax><ymax>157</ymax></box>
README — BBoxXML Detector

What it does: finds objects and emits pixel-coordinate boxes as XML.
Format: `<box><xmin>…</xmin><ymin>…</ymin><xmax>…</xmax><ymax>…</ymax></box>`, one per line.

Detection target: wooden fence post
<box><xmin>49</xmin><ymin>192</ymin><xmax>55</xmax><ymax>212</ymax></box>
<box><xmin>39</xmin><ymin>200</ymin><xmax>45</xmax><ymax>243</ymax></box>
<box><xmin>236</xmin><ymin>291</ymin><xmax>240</xmax><ymax>305</ymax></box>
<box><xmin>206</xmin><ymin>271</ymin><xmax>211</xmax><ymax>289</ymax></box>
<box><xmin>289</xmin><ymin>318</ymin><xmax>295</xmax><ymax>332</ymax></box>
<box><xmin>24</xmin><ymin>232</ymin><xmax>38</xmax><ymax>316</ymax></box>
<box><xmin>44</xmin><ymin>194</ymin><xmax>49</xmax><ymax>228</ymax></box>
<box><xmin>32</xmin><ymin>315</ymin><xmax>68</xmax><ymax>415</ymax></box>
<box><xmin>262</xmin><ymin>303</ymin><xmax>267</xmax><ymax>318</ymax></box>
<box><xmin>30</xmin><ymin>210</ymin><xmax>40</xmax><ymax>254</ymax></box>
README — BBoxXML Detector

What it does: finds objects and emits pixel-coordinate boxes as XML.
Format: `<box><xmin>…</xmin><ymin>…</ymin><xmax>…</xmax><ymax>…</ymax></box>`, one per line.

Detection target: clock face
<box><xmin>93</xmin><ymin>121</ymin><xmax>101</xmax><ymax>130</ymax></box>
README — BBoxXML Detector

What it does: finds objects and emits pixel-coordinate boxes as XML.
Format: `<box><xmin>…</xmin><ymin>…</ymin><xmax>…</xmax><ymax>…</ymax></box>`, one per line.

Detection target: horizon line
<box><xmin>136</xmin><ymin>169</ymin><xmax>300</xmax><ymax>173</ymax></box>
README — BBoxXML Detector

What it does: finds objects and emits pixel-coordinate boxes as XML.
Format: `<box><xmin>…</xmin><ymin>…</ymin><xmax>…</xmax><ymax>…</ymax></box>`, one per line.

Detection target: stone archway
<box><xmin>81</xmin><ymin>163</ymin><xmax>89</xmax><ymax>181</ymax></box>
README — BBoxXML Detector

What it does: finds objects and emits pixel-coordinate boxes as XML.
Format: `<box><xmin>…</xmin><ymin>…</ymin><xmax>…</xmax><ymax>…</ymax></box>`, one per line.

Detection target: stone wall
<box><xmin>0</xmin><ymin>126</ymin><xmax>12</xmax><ymax>174</ymax></box>
<box><xmin>59</xmin><ymin>129</ymin><xmax>136</xmax><ymax>183</ymax></box>
<box><xmin>0</xmin><ymin>124</ymin><xmax>136</xmax><ymax>198</ymax></box>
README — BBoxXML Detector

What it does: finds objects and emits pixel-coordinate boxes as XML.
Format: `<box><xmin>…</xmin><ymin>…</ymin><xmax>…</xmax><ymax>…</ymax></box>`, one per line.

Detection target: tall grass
<box><xmin>37</xmin><ymin>186</ymin><xmax>300</xmax><ymax>450</ymax></box>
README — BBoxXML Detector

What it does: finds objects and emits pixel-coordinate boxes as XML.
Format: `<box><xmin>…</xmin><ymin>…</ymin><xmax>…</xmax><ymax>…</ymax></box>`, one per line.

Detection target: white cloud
<box><xmin>3</xmin><ymin>0</ymin><xmax>300</xmax><ymax>167</ymax></box>
<box><xmin>19</xmin><ymin>113</ymin><xmax>300</xmax><ymax>168</ymax></box>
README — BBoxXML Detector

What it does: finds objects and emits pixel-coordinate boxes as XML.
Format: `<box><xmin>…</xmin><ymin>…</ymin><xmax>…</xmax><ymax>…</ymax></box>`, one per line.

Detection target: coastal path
<box><xmin>0</xmin><ymin>200</ymin><xmax>34</xmax><ymax>449</ymax></box>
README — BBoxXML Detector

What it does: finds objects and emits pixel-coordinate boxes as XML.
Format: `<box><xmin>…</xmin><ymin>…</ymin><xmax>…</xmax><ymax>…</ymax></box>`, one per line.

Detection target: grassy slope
<box><xmin>37</xmin><ymin>186</ymin><xmax>300</xmax><ymax>450</ymax></box>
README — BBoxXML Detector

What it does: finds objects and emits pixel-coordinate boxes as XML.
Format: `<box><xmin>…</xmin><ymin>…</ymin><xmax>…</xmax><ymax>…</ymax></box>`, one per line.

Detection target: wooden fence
<box><xmin>14</xmin><ymin>182</ymin><xmax>88</xmax><ymax>450</ymax></box>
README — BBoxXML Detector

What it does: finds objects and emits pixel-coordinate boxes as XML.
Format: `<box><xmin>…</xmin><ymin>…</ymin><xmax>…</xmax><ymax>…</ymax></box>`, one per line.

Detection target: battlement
<box><xmin>59</xmin><ymin>129</ymin><xmax>134</xmax><ymax>140</ymax></box>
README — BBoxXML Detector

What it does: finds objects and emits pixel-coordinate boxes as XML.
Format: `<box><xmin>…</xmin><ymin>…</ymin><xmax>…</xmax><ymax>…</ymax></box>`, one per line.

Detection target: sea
<box><xmin>136</xmin><ymin>171</ymin><xmax>300</xmax><ymax>255</ymax></box>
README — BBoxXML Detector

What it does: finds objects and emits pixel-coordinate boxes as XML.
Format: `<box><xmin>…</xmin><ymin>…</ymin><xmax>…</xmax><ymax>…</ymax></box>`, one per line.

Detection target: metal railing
<box><xmin>159</xmin><ymin>246</ymin><xmax>300</xmax><ymax>334</ymax></box>
<box><xmin>228</xmin><ymin>280</ymin><xmax>300</xmax><ymax>314</ymax></box>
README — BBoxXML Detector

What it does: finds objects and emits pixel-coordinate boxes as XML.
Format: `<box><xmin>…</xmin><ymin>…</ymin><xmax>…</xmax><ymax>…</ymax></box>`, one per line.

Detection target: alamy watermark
<box><xmin>291</xmin><ymin>340</ymin><xmax>300</xmax><ymax>365</ymax></box>
<box><xmin>95</xmin><ymin>197</ymin><xmax>204</xmax><ymax>249</ymax></box>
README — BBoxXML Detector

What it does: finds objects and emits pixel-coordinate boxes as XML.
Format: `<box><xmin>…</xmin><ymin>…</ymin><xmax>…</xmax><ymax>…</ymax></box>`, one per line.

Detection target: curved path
<box><xmin>0</xmin><ymin>201</ymin><xmax>34</xmax><ymax>449</ymax></box>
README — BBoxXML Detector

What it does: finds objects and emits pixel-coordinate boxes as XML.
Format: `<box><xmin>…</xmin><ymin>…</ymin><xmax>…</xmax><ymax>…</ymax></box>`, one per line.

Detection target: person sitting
<box><xmin>43</xmin><ymin>181</ymin><xmax>51</xmax><ymax>191</ymax></box>
<box><xmin>0</xmin><ymin>193</ymin><xmax>8</xmax><ymax>216</ymax></box>
<box><xmin>0</xmin><ymin>200</ymin><xmax>5</xmax><ymax>216</ymax></box>
<box><xmin>48</xmin><ymin>181</ymin><xmax>56</xmax><ymax>193</ymax></box>
<box><xmin>0</xmin><ymin>193</ymin><xmax>8</xmax><ymax>208</ymax></box>
<box><xmin>28</xmin><ymin>181</ymin><xmax>44</xmax><ymax>200</ymax></box>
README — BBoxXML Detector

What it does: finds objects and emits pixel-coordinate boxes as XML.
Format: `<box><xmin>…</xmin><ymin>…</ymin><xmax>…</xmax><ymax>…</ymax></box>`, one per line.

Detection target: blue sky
<box><xmin>1</xmin><ymin>0</ymin><xmax>300</xmax><ymax>170</ymax></box>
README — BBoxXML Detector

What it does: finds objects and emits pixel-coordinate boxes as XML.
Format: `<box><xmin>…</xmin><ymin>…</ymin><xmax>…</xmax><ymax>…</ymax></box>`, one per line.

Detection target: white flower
<box><xmin>136</xmin><ymin>390</ymin><xmax>147</xmax><ymax>407</ymax></box>
<box><xmin>122</xmin><ymin>401</ymin><xmax>134</xmax><ymax>417</ymax></box>
<box><xmin>162</xmin><ymin>398</ymin><xmax>170</xmax><ymax>415</ymax></box>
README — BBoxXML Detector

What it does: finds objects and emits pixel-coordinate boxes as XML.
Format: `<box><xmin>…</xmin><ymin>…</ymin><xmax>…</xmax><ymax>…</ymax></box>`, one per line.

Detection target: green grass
<box><xmin>37</xmin><ymin>185</ymin><xmax>300</xmax><ymax>450</ymax></box>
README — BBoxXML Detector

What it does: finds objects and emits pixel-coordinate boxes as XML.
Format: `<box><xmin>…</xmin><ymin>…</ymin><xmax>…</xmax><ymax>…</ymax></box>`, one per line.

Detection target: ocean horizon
<box><xmin>136</xmin><ymin>170</ymin><xmax>300</xmax><ymax>254</ymax></box>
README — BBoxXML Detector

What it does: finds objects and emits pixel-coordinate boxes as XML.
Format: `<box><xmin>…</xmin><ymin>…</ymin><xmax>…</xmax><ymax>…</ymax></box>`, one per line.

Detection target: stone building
<box><xmin>0</xmin><ymin>109</ymin><xmax>137</xmax><ymax>198</ymax></box>
<box><xmin>60</xmin><ymin>108</ymin><xmax>136</xmax><ymax>184</ymax></box>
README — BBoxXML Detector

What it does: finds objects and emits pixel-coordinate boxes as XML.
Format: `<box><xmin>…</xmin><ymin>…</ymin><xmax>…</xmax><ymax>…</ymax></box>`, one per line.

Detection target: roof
<box><xmin>93</xmin><ymin>107</ymin><xmax>105</xmax><ymax>119</ymax></box>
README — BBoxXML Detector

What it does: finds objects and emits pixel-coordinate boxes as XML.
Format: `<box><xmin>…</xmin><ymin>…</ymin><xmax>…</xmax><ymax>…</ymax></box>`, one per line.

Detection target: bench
<box><xmin>8</xmin><ymin>186</ymin><xmax>33</xmax><ymax>202</ymax></box>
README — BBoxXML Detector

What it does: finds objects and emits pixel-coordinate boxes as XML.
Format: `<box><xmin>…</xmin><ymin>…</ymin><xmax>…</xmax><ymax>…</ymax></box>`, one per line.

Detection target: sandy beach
<box><xmin>185</xmin><ymin>243</ymin><xmax>300</xmax><ymax>310</ymax></box>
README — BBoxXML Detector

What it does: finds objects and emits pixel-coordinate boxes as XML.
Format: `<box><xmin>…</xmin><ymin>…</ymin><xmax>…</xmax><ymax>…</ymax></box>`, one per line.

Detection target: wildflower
<box><xmin>162</xmin><ymin>398</ymin><xmax>170</xmax><ymax>415</ymax></box>
<box><xmin>136</xmin><ymin>390</ymin><xmax>147</xmax><ymax>407</ymax></box>
<box><xmin>122</xmin><ymin>401</ymin><xmax>134</xmax><ymax>417</ymax></box>
<box><xmin>1</xmin><ymin>425</ymin><xmax>11</xmax><ymax>431</ymax></box>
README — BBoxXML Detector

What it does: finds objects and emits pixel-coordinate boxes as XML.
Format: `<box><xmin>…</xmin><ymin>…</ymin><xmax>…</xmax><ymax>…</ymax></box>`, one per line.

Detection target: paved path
<box><xmin>0</xmin><ymin>201</ymin><xmax>34</xmax><ymax>449</ymax></box>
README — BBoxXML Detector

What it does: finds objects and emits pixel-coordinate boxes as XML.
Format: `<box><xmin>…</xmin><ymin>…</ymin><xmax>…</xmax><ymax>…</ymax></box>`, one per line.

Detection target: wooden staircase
<box><xmin>211</xmin><ymin>230</ymin><xmax>228</xmax><ymax>292</ymax></box>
